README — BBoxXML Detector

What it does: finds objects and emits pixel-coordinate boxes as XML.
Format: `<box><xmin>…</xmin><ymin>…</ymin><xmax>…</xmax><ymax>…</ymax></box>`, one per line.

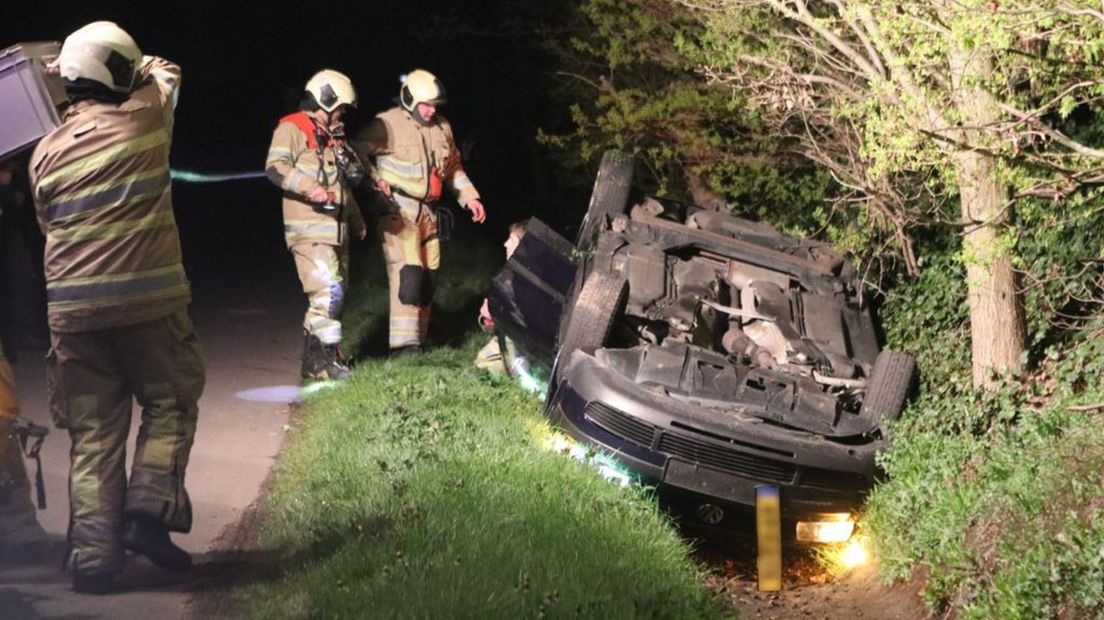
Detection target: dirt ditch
<box><xmin>695</xmin><ymin>540</ymin><xmax>931</xmax><ymax>619</ymax></box>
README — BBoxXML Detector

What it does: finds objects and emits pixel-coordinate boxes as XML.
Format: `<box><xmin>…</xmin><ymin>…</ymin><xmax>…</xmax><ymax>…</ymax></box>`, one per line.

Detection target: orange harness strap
<box><xmin>280</xmin><ymin>112</ymin><xmax>323</xmax><ymax>150</ymax></box>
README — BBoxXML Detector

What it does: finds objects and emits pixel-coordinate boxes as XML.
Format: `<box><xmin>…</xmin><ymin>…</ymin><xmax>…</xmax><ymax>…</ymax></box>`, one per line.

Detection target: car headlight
<box><xmin>795</xmin><ymin>513</ymin><xmax>855</xmax><ymax>543</ymax></box>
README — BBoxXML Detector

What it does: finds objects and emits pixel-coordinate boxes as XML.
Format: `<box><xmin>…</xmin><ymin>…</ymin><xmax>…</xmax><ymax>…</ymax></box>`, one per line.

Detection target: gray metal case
<box><xmin>0</xmin><ymin>41</ymin><xmax>65</xmax><ymax>163</ymax></box>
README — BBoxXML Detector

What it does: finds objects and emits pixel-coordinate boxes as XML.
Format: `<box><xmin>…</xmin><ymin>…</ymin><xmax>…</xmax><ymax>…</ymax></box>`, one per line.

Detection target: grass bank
<box><xmin>237</xmin><ymin>340</ymin><xmax>723</xmax><ymax>618</ymax></box>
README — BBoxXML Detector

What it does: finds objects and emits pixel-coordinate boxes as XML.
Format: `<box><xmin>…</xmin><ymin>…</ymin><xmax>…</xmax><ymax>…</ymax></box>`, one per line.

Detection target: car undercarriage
<box><xmin>488</xmin><ymin>151</ymin><xmax>917</xmax><ymax>536</ymax></box>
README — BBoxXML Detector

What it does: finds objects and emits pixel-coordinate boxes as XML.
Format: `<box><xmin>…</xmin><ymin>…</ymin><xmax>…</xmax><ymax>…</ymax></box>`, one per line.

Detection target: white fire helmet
<box><xmin>58</xmin><ymin>21</ymin><xmax>143</xmax><ymax>94</ymax></box>
<box><xmin>399</xmin><ymin>69</ymin><xmax>447</xmax><ymax>113</ymax></box>
<box><xmin>305</xmin><ymin>69</ymin><xmax>357</xmax><ymax>113</ymax></box>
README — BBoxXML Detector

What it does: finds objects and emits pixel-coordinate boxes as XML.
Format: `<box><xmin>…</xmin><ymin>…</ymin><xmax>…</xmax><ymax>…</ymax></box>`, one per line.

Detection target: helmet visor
<box><xmin>62</xmin><ymin>41</ymin><xmax>137</xmax><ymax>90</ymax></box>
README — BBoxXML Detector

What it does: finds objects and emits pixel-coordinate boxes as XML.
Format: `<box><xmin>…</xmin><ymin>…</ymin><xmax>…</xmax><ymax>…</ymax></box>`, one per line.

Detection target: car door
<box><xmin>487</xmin><ymin>218</ymin><xmax>577</xmax><ymax>372</ymax></box>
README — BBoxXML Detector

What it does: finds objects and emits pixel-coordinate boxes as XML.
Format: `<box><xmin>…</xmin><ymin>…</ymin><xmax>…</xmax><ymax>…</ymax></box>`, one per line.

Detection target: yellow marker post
<box><xmin>756</xmin><ymin>485</ymin><xmax>782</xmax><ymax>591</ymax></box>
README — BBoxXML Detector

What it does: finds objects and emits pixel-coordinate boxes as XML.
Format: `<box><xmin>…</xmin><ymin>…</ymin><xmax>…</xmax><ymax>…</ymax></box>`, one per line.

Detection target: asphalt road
<box><xmin>0</xmin><ymin>183</ymin><xmax>306</xmax><ymax>619</ymax></box>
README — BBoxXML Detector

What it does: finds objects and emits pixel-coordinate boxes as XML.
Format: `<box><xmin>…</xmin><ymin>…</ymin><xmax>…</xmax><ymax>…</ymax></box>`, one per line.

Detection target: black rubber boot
<box><xmin>302</xmin><ymin>334</ymin><xmax>351</xmax><ymax>381</ymax></box>
<box><xmin>301</xmin><ymin>332</ymin><xmax>323</xmax><ymax>379</ymax></box>
<box><xmin>319</xmin><ymin>343</ymin><xmax>352</xmax><ymax>381</ymax></box>
<box><xmin>122</xmin><ymin>517</ymin><xmax>192</xmax><ymax>571</ymax></box>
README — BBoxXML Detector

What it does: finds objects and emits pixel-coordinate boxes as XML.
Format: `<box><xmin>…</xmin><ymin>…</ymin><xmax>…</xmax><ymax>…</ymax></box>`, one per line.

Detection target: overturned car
<box><xmin>489</xmin><ymin>151</ymin><xmax>916</xmax><ymax>540</ymax></box>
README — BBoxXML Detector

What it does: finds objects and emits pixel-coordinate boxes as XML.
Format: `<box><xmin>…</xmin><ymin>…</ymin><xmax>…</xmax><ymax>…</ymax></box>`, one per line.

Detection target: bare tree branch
<box><xmin>998</xmin><ymin>102</ymin><xmax>1104</xmax><ymax>158</ymax></box>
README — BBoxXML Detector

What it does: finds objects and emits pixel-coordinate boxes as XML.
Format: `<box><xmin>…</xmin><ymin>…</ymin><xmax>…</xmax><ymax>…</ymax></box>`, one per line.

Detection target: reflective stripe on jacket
<box><xmin>29</xmin><ymin>57</ymin><xmax>190</xmax><ymax>333</ymax></box>
<box><xmin>354</xmin><ymin>107</ymin><xmax>480</xmax><ymax>218</ymax></box>
<box><xmin>265</xmin><ymin>113</ymin><xmax>364</xmax><ymax>247</ymax></box>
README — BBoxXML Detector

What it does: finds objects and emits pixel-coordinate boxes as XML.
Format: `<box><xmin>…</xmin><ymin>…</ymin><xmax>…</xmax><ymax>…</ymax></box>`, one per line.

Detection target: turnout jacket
<box><xmin>265</xmin><ymin>113</ymin><xmax>364</xmax><ymax>248</ymax></box>
<box><xmin>29</xmin><ymin>57</ymin><xmax>189</xmax><ymax>333</ymax></box>
<box><xmin>354</xmin><ymin>107</ymin><xmax>480</xmax><ymax>218</ymax></box>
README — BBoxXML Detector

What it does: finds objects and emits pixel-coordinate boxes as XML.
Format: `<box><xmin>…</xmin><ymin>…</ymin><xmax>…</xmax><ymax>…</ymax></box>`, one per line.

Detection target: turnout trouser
<box><xmin>381</xmin><ymin>203</ymin><xmax>440</xmax><ymax>350</ymax></box>
<box><xmin>47</xmin><ymin>309</ymin><xmax>204</xmax><ymax>574</ymax></box>
<box><xmin>291</xmin><ymin>242</ymin><xmax>348</xmax><ymax>345</ymax></box>
<box><xmin>0</xmin><ymin>345</ymin><xmax>43</xmax><ymax>545</ymax></box>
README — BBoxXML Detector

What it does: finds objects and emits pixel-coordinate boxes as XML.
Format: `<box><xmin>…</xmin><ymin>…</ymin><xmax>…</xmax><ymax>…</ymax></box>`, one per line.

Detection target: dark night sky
<box><xmin>5</xmin><ymin>1</ymin><xmax>568</xmax><ymax>231</ymax></box>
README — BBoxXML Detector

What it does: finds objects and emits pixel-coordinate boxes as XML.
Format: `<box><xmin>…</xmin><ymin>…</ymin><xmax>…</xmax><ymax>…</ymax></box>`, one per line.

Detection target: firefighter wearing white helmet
<box><xmin>306</xmin><ymin>69</ymin><xmax>357</xmax><ymax>114</ymax></box>
<box><xmin>355</xmin><ymin>69</ymin><xmax>487</xmax><ymax>355</ymax></box>
<box><xmin>399</xmin><ymin>69</ymin><xmax>447</xmax><ymax>120</ymax></box>
<box><xmin>57</xmin><ymin>20</ymin><xmax>142</xmax><ymax>95</ymax></box>
<box><xmin>266</xmin><ymin>69</ymin><xmax>367</xmax><ymax>381</ymax></box>
<box><xmin>30</xmin><ymin>21</ymin><xmax>204</xmax><ymax>593</ymax></box>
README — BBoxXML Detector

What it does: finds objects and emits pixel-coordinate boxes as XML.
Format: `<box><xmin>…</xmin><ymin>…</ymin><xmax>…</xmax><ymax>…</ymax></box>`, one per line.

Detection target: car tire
<box><xmin>552</xmin><ymin>270</ymin><xmax>629</xmax><ymax>384</ymax></box>
<box><xmin>575</xmin><ymin>150</ymin><xmax>635</xmax><ymax>251</ymax></box>
<box><xmin>861</xmin><ymin>350</ymin><xmax>917</xmax><ymax>424</ymax></box>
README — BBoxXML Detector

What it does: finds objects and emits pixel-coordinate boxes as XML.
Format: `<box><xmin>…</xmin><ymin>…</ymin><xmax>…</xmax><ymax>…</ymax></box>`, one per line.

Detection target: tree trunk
<box><xmin>948</xmin><ymin>39</ymin><xmax>1026</xmax><ymax>389</ymax></box>
<box><xmin>954</xmin><ymin>151</ymin><xmax>1025</xmax><ymax>388</ymax></box>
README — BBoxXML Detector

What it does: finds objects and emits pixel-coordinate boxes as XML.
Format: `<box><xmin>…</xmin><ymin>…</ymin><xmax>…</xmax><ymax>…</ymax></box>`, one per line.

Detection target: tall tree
<box><xmin>675</xmin><ymin>0</ymin><xmax>1104</xmax><ymax>388</ymax></box>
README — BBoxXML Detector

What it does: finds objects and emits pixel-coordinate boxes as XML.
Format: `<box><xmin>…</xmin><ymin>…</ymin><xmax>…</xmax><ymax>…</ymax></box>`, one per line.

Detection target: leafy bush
<box><xmin>865</xmin><ymin>246</ymin><xmax>1104</xmax><ymax>616</ymax></box>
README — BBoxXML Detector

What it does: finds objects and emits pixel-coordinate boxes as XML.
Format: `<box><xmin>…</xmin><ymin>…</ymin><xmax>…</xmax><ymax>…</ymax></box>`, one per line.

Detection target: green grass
<box><xmin>236</xmin><ymin>233</ymin><xmax>725</xmax><ymax>619</ymax></box>
<box><xmin>865</xmin><ymin>401</ymin><xmax>1104</xmax><ymax>619</ymax></box>
<box><xmin>238</xmin><ymin>340</ymin><xmax>723</xmax><ymax>619</ymax></box>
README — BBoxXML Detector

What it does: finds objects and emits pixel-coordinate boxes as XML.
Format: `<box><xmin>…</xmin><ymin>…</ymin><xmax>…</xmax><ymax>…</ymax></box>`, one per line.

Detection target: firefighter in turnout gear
<box><xmin>355</xmin><ymin>69</ymin><xmax>486</xmax><ymax>353</ymax></box>
<box><xmin>28</xmin><ymin>21</ymin><xmax>205</xmax><ymax>594</ymax></box>
<box><xmin>266</xmin><ymin>69</ymin><xmax>367</xmax><ymax>380</ymax></box>
<box><xmin>0</xmin><ymin>343</ymin><xmax>48</xmax><ymax>557</ymax></box>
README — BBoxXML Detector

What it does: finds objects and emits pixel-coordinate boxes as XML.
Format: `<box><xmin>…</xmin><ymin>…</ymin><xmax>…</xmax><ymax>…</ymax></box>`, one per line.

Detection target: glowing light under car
<box><xmin>838</xmin><ymin>537</ymin><xmax>870</xmax><ymax>569</ymax></box>
<box><xmin>796</xmin><ymin>513</ymin><xmax>856</xmax><ymax>543</ymax></box>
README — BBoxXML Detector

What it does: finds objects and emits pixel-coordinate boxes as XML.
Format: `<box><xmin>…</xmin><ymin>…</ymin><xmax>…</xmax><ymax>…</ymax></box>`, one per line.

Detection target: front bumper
<box><xmin>546</xmin><ymin>352</ymin><xmax>883</xmax><ymax>518</ymax></box>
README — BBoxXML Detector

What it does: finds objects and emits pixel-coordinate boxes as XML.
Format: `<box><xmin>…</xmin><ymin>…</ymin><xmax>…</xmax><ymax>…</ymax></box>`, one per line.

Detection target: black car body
<box><xmin>488</xmin><ymin>152</ymin><xmax>915</xmax><ymax>530</ymax></box>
